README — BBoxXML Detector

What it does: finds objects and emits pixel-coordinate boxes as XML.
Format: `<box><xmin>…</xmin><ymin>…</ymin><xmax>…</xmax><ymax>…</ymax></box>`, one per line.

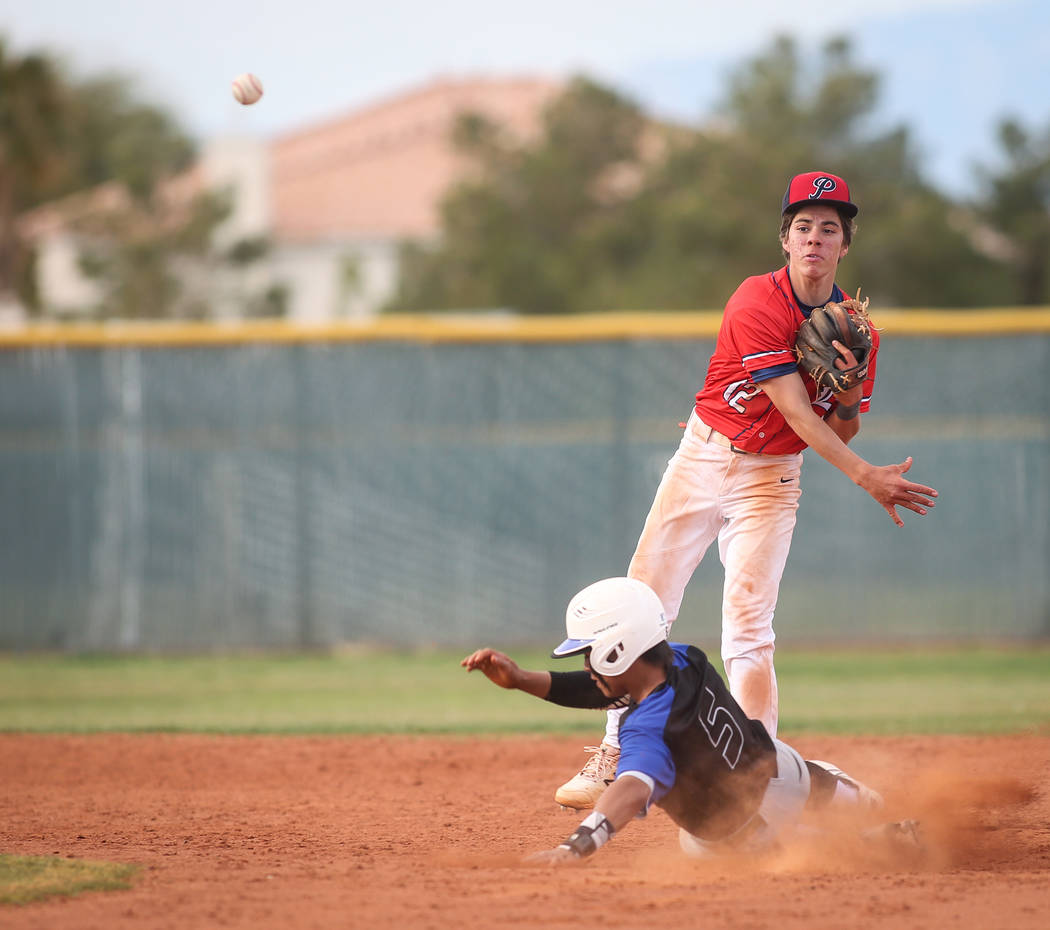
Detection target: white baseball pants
<box><xmin>620</xmin><ymin>410</ymin><xmax>803</xmax><ymax>737</ymax></box>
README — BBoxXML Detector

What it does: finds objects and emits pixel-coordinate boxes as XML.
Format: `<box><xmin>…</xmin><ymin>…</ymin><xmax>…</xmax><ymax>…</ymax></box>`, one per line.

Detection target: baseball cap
<box><xmin>782</xmin><ymin>171</ymin><xmax>858</xmax><ymax>218</ymax></box>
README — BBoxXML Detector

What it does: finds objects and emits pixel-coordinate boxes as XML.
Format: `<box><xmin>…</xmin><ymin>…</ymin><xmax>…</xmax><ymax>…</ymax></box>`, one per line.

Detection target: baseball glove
<box><xmin>795</xmin><ymin>291</ymin><xmax>874</xmax><ymax>393</ymax></box>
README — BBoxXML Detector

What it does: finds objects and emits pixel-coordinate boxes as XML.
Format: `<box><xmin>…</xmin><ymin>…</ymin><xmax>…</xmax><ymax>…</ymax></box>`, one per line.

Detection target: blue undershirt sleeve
<box><xmin>751</xmin><ymin>361</ymin><xmax>799</xmax><ymax>383</ymax></box>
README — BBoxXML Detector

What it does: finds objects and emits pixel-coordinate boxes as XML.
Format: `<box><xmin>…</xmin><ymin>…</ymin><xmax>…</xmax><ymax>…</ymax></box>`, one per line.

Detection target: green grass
<box><xmin>0</xmin><ymin>649</ymin><xmax>597</xmax><ymax>733</ymax></box>
<box><xmin>773</xmin><ymin>647</ymin><xmax>1050</xmax><ymax>734</ymax></box>
<box><xmin>0</xmin><ymin>854</ymin><xmax>139</xmax><ymax>906</ymax></box>
<box><xmin>0</xmin><ymin>645</ymin><xmax>1047</xmax><ymax>735</ymax></box>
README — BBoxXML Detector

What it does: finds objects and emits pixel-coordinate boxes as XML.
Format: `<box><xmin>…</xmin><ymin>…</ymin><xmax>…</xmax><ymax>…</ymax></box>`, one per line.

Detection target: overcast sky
<box><xmin>1</xmin><ymin>0</ymin><xmax>1047</xmax><ymax>196</ymax></box>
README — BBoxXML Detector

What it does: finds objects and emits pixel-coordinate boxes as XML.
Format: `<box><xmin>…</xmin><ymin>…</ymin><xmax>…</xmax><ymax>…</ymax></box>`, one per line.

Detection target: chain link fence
<box><xmin>1</xmin><ymin>314</ymin><xmax>1047</xmax><ymax>651</ymax></box>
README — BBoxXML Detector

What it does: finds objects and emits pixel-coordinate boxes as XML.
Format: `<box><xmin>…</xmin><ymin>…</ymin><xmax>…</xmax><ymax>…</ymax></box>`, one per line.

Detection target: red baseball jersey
<box><xmin>694</xmin><ymin>266</ymin><xmax>879</xmax><ymax>454</ymax></box>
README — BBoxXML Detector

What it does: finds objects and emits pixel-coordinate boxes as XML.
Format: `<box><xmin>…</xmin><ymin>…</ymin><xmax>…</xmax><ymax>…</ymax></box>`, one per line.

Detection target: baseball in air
<box><xmin>232</xmin><ymin>73</ymin><xmax>264</xmax><ymax>106</ymax></box>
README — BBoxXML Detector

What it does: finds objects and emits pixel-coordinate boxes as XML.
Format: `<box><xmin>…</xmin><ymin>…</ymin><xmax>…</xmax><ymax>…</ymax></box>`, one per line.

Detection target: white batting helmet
<box><xmin>552</xmin><ymin>577</ymin><xmax>669</xmax><ymax>676</ymax></box>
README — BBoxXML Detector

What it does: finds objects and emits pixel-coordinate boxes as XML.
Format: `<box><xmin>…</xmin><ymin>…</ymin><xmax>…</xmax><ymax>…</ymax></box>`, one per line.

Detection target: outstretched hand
<box><xmin>460</xmin><ymin>648</ymin><xmax>524</xmax><ymax>690</ymax></box>
<box><xmin>861</xmin><ymin>456</ymin><xmax>938</xmax><ymax>527</ymax></box>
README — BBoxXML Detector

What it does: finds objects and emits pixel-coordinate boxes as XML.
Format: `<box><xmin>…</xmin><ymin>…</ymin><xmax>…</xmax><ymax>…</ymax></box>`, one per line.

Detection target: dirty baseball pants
<box><xmin>617</xmin><ymin>409</ymin><xmax>803</xmax><ymax>738</ymax></box>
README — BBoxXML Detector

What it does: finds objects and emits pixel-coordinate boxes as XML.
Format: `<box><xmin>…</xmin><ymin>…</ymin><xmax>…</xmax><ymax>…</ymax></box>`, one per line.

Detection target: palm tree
<box><xmin>0</xmin><ymin>37</ymin><xmax>69</xmax><ymax>308</ymax></box>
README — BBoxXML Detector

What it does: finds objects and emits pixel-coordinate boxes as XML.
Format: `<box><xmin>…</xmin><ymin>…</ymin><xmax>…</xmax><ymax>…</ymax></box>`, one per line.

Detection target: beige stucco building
<box><xmin>19</xmin><ymin>75</ymin><xmax>560</xmax><ymax>321</ymax></box>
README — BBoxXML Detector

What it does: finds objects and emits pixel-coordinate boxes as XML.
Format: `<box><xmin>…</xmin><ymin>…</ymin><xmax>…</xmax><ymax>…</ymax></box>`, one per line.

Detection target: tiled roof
<box><xmin>270</xmin><ymin>75</ymin><xmax>560</xmax><ymax>241</ymax></box>
<box><xmin>18</xmin><ymin>166</ymin><xmax>206</xmax><ymax>240</ymax></box>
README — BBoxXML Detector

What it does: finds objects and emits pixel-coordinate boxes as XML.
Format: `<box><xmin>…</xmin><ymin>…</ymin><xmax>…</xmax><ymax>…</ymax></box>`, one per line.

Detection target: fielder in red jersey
<box><xmin>554</xmin><ymin>171</ymin><xmax>938</xmax><ymax>812</ymax></box>
<box><xmin>695</xmin><ymin>265</ymin><xmax>880</xmax><ymax>455</ymax></box>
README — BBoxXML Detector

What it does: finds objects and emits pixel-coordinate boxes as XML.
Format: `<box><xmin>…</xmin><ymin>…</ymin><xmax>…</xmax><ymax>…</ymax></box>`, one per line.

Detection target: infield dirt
<box><xmin>2</xmin><ymin>733</ymin><xmax>1047</xmax><ymax>929</ymax></box>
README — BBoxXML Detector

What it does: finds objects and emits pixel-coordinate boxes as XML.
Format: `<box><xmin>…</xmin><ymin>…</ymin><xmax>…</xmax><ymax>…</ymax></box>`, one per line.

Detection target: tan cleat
<box><xmin>554</xmin><ymin>743</ymin><xmax>620</xmax><ymax>810</ymax></box>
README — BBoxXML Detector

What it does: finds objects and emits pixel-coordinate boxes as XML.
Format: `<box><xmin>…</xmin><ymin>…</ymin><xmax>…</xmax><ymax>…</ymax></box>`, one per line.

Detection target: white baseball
<box><xmin>232</xmin><ymin>73</ymin><xmax>263</xmax><ymax>106</ymax></box>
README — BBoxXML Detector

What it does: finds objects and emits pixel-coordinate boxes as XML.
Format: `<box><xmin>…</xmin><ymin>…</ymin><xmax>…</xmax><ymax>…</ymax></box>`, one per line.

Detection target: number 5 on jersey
<box><xmin>698</xmin><ymin>686</ymin><xmax>745</xmax><ymax>769</ymax></box>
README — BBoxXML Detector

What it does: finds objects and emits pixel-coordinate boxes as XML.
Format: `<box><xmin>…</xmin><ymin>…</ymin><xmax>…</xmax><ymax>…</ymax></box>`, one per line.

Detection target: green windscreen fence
<box><xmin>1</xmin><ymin>313</ymin><xmax>1047</xmax><ymax>651</ymax></box>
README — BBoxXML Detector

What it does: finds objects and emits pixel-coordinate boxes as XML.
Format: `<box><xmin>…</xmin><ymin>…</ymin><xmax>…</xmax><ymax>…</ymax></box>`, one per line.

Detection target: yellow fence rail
<box><xmin>1</xmin><ymin>308</ymin><xmax>1049</xmax><ymax>347</ymax></box>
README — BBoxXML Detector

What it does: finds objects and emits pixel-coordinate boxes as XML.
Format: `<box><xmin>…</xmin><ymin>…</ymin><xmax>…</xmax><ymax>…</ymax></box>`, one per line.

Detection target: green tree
<box><xmin>387</xmin><ymin>77</ymin><xmax>650</xmax><ymax>313</ymax></box>
<box><xmin>620</xmin><ymin>35</ymin><xmax>1006</xmax><ymax>309</ymax></box>
<box><xmin>390</xmin><ymin>35</ymin><xmax>1012</xmax><ymax>314</ymax></box>
<box><xmin>0</xmin><ymin>38</ymin><xmax>68</xmax><ymax>304</ymax></box>
<box><xmin>37</xmin><ymin>73</ymin><xmax>196</xmax><ymax>204</ymax></box>
<box><xmin>73</xmin><ymin>188</ymin><xmax>234</xmax><ymax>319</ymax></box>
<box><xmin>976</xmin><ymin>116</ymin><xmax>1050</xmax><ymax>305</ymax></box>
<box><xmin>1</xmin><ymin>35</ymin><xmax>272</xmax><ymax>319</ymax></box>
<box><xmin>30</xmin><ymin>68</ymin><xmax>227</xmax><ymax>318</ymax></box>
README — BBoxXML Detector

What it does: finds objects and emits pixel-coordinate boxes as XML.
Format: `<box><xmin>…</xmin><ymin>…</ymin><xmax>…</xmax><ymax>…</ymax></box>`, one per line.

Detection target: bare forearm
<box><xmin>786</xmin><ymin>404</ymin><xmax>871</xmax><ymax>485</ymax></box>
<box><xmin>528</xmin><ymin>775</ymin><xmax>651</xmax><ymax>864</ymax></box>
<box><xmin>594</xmin><ymin>774</ymin><xmax>652</xmax><ymax>832</ymax></box>
<box><xmin>824</xmin><ymin>407</ymin><xmax>860</xmax><ymax>446</ymax></box>
<box><xmin>760</xmin><ymin>374</ymin><xmax>869</xmax><ymax>484</ymax></box>
<box><xmin>513</xmin><ymin>668</ymin><xmax>553</xmax><ymax>698</ymax></box>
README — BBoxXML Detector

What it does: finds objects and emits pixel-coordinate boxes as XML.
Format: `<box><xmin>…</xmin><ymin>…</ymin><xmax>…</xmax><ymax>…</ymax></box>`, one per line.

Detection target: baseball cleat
<box><xmin>808</xmin><ymin>760</ymin><xmax>884</xmax><ymax>811</ymax></box>
<box><xmin>554</xmin><ymin>743</ymin><xmax>620</xmax><ymax>810</ymax></box>
<box><xmin>860</xmin><ymin>819</ymin><xmax>925</xmax><ymax>860</ymax></box>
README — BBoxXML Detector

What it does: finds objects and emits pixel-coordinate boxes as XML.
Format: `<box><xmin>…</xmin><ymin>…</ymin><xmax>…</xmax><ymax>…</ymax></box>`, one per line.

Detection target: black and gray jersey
<box><xmin>618</xmin><ymin>643</ymin><xmax>777</xmax><ymax>839</ymax></box>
